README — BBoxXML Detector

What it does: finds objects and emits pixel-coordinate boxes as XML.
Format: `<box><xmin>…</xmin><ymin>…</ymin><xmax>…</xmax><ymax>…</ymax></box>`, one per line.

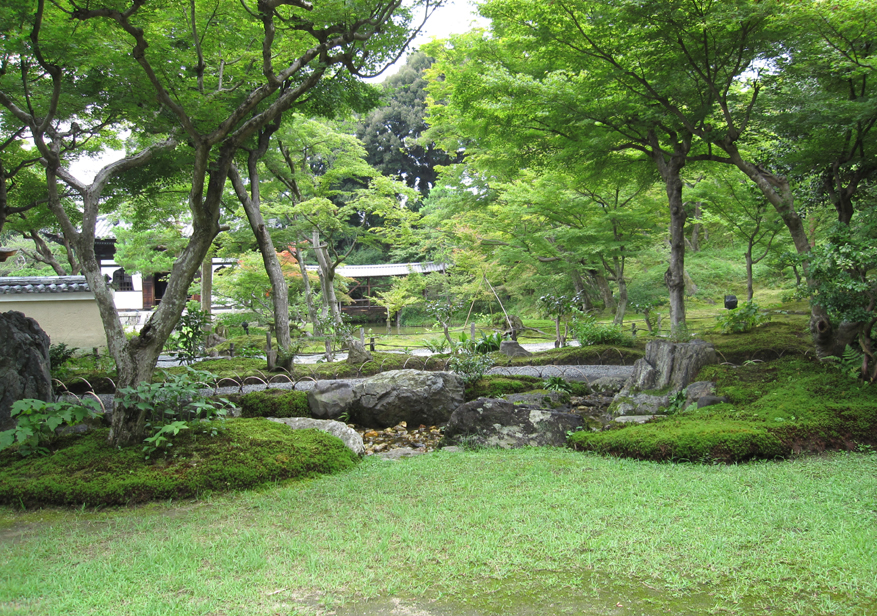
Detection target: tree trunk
<box><xmin>41</xmin><ymin>138</ymin><xmax>214</xmax><ymax>448</ymax></box>
<box><xmin>614</xmin><ymin>276</ymin><xmax>628</xmax><ymax>326</ymax></box>
<box><xmin>651</xmin><ymin>132</ymin><xmax>689</xmax><ymax>336</ymax></box>
<box><xmin>589</xmin><ymin>270</ymin><xmax>615</xmax><ymax>312</ymax></box>
<box><xmin>292</xmin><ymin>241</ymin><xmax>320</xmax><ymax>336</ymax></box>
<box><xmin>690</xmin><ymin>202</ymin><xmax>702</xmax><ymax>252</ymax></box>
<box><xmin>200</xmin><ymin>256</ymin><xmax>212</xmax><ymax>314</ymax></box>
<box><xmin>229</xmin><ymin>141</ymin><xmax>291</xmax><ymax>353</ymax></box>
<box><xmin>745</xmin><ymin>247</ymin><xmax>754</xmax><ymax>302</ymax></box>
<box><xmin>312</xmin><ymin>229</ymin><xmax>342</xmax><ymax>328</ymax></box>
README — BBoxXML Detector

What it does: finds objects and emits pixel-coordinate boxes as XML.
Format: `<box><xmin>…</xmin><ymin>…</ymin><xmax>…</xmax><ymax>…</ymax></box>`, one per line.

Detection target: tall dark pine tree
<box><xmin>357</xmin><ymin>52</ymin><xmax>461</xmax><ymax>200</ymax></box>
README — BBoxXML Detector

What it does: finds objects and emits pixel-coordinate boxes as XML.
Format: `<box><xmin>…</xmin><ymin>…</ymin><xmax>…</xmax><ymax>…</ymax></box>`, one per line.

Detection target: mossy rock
<box><xmin>239</xmin><ymin>389</ymin><xmax>310</xmax><ymax>418</ymax></box>
<box><xmin>0</xmin><ymin>419</ymin><xmax>357</xmax><ymax>508</ymax></box>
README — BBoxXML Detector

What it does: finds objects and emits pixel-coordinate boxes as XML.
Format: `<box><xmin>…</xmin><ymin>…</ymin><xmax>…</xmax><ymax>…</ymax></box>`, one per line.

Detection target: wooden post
<box><xmin>229</xmin><ymin>343</ymin><xmax>235</xmax><ymax>358</ymax></box>
<box><xmin>266</xmin><ymin>330</ymin><xmax>276</xmax><ymax>370</ymax></box>
<box><xmin>369</xmin><ymin>337</ymin><xmax>375</xmax><ymax>352</ymax></box>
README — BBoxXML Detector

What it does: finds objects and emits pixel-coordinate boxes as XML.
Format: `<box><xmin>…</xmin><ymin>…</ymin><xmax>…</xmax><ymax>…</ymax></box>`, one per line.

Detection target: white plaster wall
<box><xmin>0</xmin><ymin>294</ymin><xmax>107</xmax><ymax>349</ymax></box>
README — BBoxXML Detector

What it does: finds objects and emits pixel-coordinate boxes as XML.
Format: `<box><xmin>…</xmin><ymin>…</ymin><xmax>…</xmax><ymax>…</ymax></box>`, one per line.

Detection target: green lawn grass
<box><xmin>1</xmin><ymin>448</ymin><xmax>875</xmax><ymax>616</ymax></box>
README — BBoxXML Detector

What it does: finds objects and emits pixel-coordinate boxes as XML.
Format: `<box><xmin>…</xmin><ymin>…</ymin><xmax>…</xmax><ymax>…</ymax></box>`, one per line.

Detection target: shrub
<box><xmin>116</xmin><ymin>368</ymin><xmax>233</xmax><ymax>458</ymax></box>
<box><xmin>165</xmin><ymin>301</ymin><xmax>212</xmax><ymax>364</ymax></box>
<box><xmin>714</xmin><ymin>300</ymin><xmax>771</xmax><ymax>334</ymax></box>
<box><xmin>571</xmin><ymin>313</ymin><xmax>628</xmax><ymax>346</ymax></box>
<box><xmin>239</xmin><ymin>390</ymin><xmax>310</xmax><ymax>418</ymax></box>
<box><xmin>449</xmin><ymin>350</ymin><xmax>495</xmax><ymax>385</ymax></box>
<box><xmin>542</xmin><ymin>376</ymin><xmax>572</xmax><ymax>393</ymax></box>
<box><xmin>49</xmin><ymin>342</ymin><xmax>77</xmax><ymax>372</ymax></box>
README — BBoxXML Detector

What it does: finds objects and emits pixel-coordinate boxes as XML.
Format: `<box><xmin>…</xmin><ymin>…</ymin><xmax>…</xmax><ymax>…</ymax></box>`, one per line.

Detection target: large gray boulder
<box><xmin>0</xmin><ymin>311</ymin><xmax>52</xmax><ymax>431</ymax></box>
<box><xmin>309</xmin><ymin>380</ymin><xmax>356</xmax><ymax>420</ymax></box>
<box><xmin>267</xmin><ymin>417</ymin><xmax>364</xmax><ymax>456</ymax></box>
<box><xmin>611</xmin><ymin>339</ymin><xmax>717</xmax><ymax>416</ymax></box>
<box><xmin>443</xmin><ymin>398</ymin><xmax>583</xmax><ymax>449</ymax></box>
<box><xmin>352</xmin><ymin>370</ymin><xmax>465</xmax><ymax>429</ymax></box>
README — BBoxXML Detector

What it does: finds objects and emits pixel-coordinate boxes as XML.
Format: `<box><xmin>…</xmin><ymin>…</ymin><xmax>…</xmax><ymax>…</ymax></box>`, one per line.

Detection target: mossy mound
<box><xmin>239</xmin><ymin>389</ymin><xmax>310</xmax><ymax>418</ymax></box>
<box><xmin>701</xmin><ymin>321</ymin><xmax>814</xmax><ymax>364</ymax></box>
<box><xmin>570</xmin><ymin>418</ymin><xmax>788</xmax><ymax>462</ymax></box>
<box><xmin>497</xmin><ymin>344</ymin><xmax>645</xmax><ymax>367</ymax></box>
<box><xmin>0</xmin><ymin>419</ymin><xmax>358</xmax><ymax>508</ymax></box>
<box><xmin>569</xmin><ymin>357</ymin><xmax>877</xmax><ymax>462</ymax></box>
<box><xmin>464</xmin><ymin>375</ymin><xmax>544</xmax><ymax>401</ymax></box>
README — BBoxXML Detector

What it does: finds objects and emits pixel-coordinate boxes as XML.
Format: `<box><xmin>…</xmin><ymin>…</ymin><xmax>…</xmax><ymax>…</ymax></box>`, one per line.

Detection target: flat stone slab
<box><xmin>613</xmin><ymin>415</ymin><xmax>657</xmax><ymax>424</ymax></box>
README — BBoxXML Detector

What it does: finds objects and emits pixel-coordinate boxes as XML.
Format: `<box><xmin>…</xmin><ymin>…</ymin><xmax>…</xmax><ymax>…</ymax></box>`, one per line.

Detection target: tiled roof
<box><xmin>306</xmin><ymin>262</ymin><xmax>448</xmax><ymax>278</ymax></box>
<box><xmin>0</xmin><ymin>276</ymin><xmax>93</xmax><ymax>295</ymax></box>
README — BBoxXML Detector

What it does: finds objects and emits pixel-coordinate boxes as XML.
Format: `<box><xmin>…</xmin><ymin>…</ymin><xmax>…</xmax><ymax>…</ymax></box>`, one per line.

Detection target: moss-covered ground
<box><xmin>569</xmin><ymin>354</ymin><xmax>877</xmax><ymax>462</ymax></box>
<box><xmin>0</xmin><ymin>419</ymin><xmax>357</xmax><ymax>508</ymax></box>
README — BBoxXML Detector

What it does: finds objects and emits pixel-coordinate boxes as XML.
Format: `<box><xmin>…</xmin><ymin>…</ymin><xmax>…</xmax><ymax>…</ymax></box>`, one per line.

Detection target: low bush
<box><xmin>714</xmin><ymin>300</ymin><xmax>771</xmax><ymax>334</ymax></box>
<box><xmin>239</xmin><ymin>389</ymin><xmax>310</xmax><ymax>418</ymax></box>
<box><xmin>0</xmin><ymin>419</ymin><xmax>358</xmax><ymax>507</ymax></box>
<box><xmin>571</xmin><ymin>314</ymin><xmax>629</xmax><ymax>346</ymax></box>
<box><xmin>448</xmin><ymin>350</ymin><xmax>495</xmax><ymax>385</ymax></box>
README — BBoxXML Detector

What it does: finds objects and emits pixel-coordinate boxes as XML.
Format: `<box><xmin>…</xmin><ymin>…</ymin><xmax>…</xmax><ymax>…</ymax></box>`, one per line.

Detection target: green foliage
<box><xmin>117</xmin><ymin>368</ymin><xmax>232</xmax><ymax>457</ymax></box>
<box><xmin>449</xmin><ymin>350</ymin><xmax>495</xmax><ymax>385</ymax></box>
<box><xmin>213</xmin><ymin>252</ymin><xmax>316</xmax><ymax>328</ymax></box>
<box><xmin>663</xmin><ymin>390</ymin><xmax>692</xmax><ymax>415</ymax></box>
<box><xmin>808</xmin><ymin>211</ymin><xmax>877</xmax><ymax>326</ymax></box>
<box><xmin>0</xmin><ymin>398</ymin><xmax>101</xmax><ymax>457</ymax></box>
<box><xmin>571</xmin><ymin>313</ymin><xmax>628</xmax><ymax>346</ymax></box>
<box><xmin>49</xmin><ymin>343</ymin><xmax>76</xmax><ymax>371</ymax></box>
<box><xmin>714</xmin><ymin>301</ymin><xmax>771</xmax><ymax>334</ymax></box>
<box><xmin>142</xmin><ymin>421</ymin><xmax>189</xmax><ymax>457</ymax></box>
<box><xmin>165</xmin><ymin>302</ymin><xmax>212</xmax><ymax>364</ymax></box>
<box><xmin>424</xmin><ymin>337</ymin><xmax>451</xmax><ymax>354</ymax></box>
<box><xmin>822</xmin><ymin>345</ymin><xmax>868</xmax><ymax>383</ymax></box>
<box><xmin>239</xmin><ymin>390</ymin><xmax>310</xmax><ymax>419</ymax></box>
<box><xmin>452</xmin><ymin>330</ymin><xmax>503</xmax><ymax>355</ymax></box>
<box><xmin>538</xmin><ymin>293</ymin><xmax>575</xmax><ymax>321</ymax></box>
<box><xmin>542</xmin><ymin>376</ymin><xmax>573</xmax><ymax>394</ymax></box>
<box><xmin>0</xmin><ymin>420</ymin><xmax>358</xmax><ymax>507</ymax></box>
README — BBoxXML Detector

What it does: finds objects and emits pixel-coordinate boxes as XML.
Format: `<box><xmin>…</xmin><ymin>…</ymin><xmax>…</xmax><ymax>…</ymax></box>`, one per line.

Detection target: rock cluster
<box><xmin>308</xmin><ymin>369</ymin><xmax>464</xmax><ymax>428</ymax></box>
<box><xmin>266</xmin><ymin>341</ymin><xmax>725</xmax><ymax>454</ymax></box>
